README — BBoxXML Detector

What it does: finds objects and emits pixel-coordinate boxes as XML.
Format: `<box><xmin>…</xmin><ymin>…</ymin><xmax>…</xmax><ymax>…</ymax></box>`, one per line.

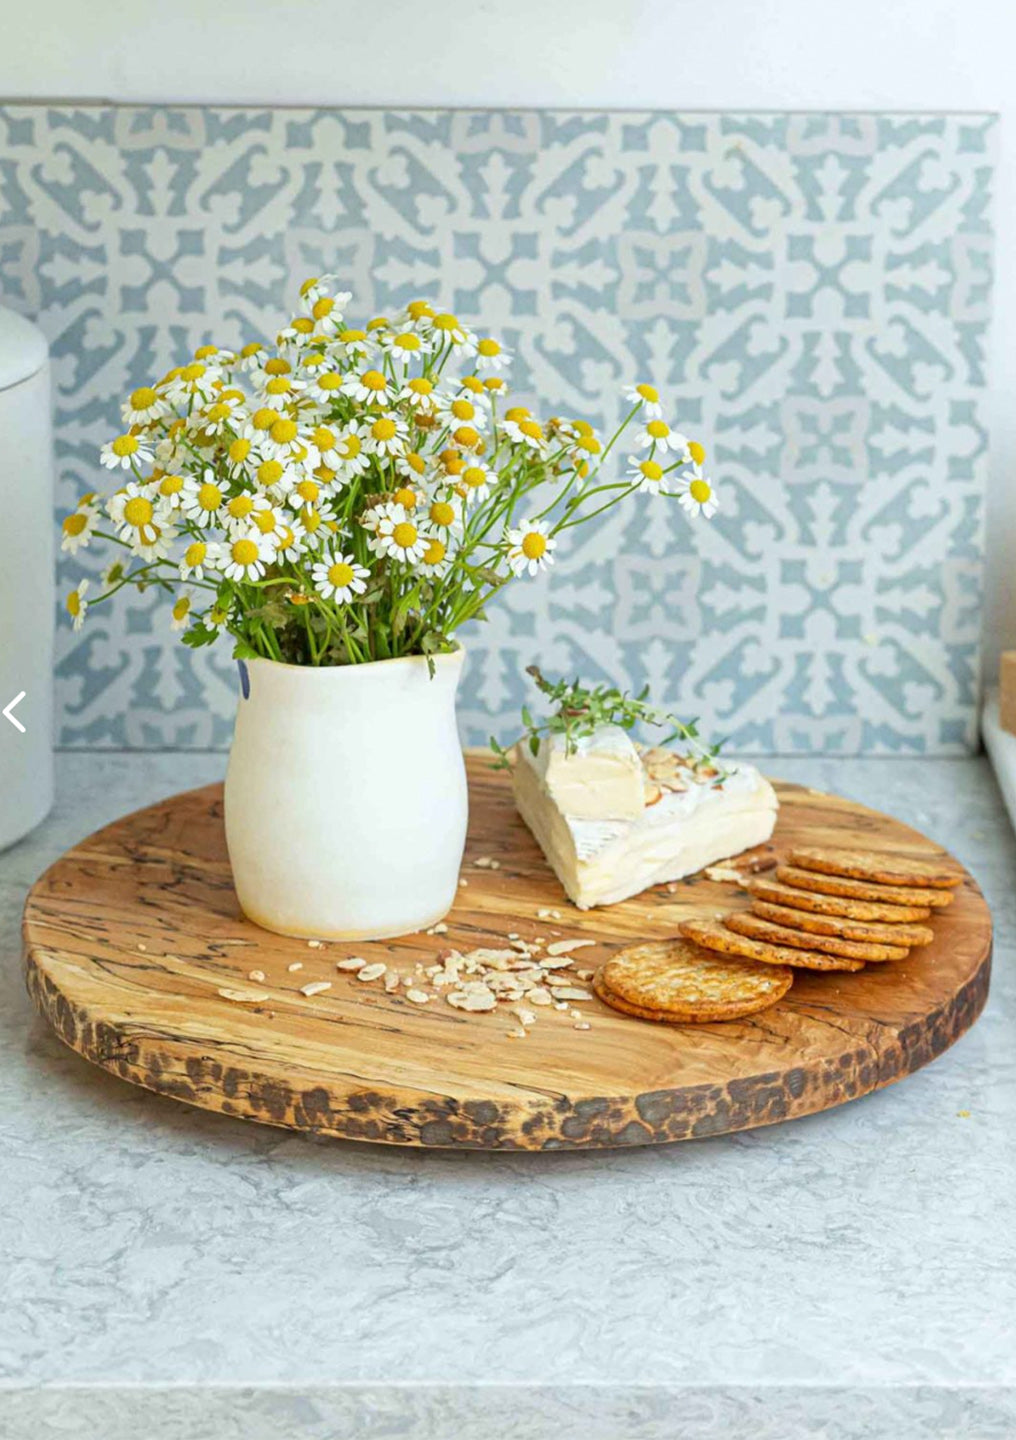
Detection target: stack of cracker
<box><xmin>593</xmin><ymin>845</ymin><xmax>961</xmax><ymax>1026</ymax></box>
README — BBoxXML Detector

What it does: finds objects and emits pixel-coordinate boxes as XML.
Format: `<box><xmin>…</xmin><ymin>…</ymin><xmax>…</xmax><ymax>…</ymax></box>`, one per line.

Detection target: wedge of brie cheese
<box><xmin>512</xmin><ymin>728</ymin><xmax>778</xmax><ymax>908</ymax></box>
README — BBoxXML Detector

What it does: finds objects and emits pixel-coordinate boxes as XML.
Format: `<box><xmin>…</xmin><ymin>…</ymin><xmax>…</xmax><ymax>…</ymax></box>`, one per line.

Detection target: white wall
<box><xmin>2</xmin><ymin>0</ymin><xmax>1012</xmax><ymax>678</ymax></box>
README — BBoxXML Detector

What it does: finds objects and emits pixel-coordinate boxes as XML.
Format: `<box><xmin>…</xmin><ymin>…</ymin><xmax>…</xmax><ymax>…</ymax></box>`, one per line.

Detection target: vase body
<box><xmin>224</xmin><ymin>650</ymin><xmax>468</xmax><ymax>941</ymax></box>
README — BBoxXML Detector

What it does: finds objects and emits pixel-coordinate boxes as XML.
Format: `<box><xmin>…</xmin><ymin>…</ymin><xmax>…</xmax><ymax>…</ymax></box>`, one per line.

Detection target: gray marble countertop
<box><xmin>1</xmin><ymin>753</ymin><xmax>1013</xmax><ymax>1440</ymax></box>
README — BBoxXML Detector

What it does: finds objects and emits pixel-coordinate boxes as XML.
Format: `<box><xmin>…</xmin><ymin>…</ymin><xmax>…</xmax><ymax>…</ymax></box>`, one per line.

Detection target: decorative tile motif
<box><xmin>0</xmin><ymin>107</ymin><xmax>995</xmax><ymax>751</ymax></box>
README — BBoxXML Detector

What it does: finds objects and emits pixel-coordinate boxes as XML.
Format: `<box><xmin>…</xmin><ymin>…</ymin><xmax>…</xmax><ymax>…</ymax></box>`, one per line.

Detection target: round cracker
<box><xmin>680</xmin><ymin>918</ymin><xmax>866</xmax><ymax>972</ymax></box>
<box><xmin>595</xmin><ymin>939</ymin><xmax>792</xmax><ymax>1023</ymax></box>
<box><xmin>751</xmin><ymin>898</ymin><xmax>934</xmax><ymax>947</ymax></box>
<box><xmin>777</xmin><ymin>864</ymin><xmax>954</xmax><ymax>909</ymax></box>
<box><xmin>724</xmin><ymin>910</ymin><xmax>907</xmax><ymax>962</ymax></box>
<box><xmin>748</xmin><ymin>877</ymin><xmax>932</xmax><ymax>924</ymax></box>
<box><xmin>788</xmin><ymin>845</ymin><xmax>961</xmax><ymax>890</ymax></box>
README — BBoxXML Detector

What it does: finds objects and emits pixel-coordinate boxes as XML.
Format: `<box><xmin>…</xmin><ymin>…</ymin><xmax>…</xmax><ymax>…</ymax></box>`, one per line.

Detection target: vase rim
<box><xmin>241</xmin><ymin>644</ymin><xmax>464</xmax><ymax>676</ymax></box>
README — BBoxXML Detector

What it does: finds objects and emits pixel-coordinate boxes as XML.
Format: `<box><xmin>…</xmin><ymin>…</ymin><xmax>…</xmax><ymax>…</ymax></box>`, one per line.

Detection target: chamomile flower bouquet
<box><xmin>63</xmin><ymin>277</ymin><xmax>715</xmax><ymax>664</ymax></box>
<box><xmin>62</xmin><ymin>277</ymin><xmax>717</xmax><ymax>941</ymax></box>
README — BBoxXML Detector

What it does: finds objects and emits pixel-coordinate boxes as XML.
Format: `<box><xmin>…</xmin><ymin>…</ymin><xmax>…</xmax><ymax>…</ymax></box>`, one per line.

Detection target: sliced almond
<box><xmin>300</xmin><ymin>980</ymin><xmax>332</xmax><ymax>997</ymax></box>
<box><xmin>357</xmin><ymin>962</ymin><xmax>387</xmax><ymax>983</ymax></box>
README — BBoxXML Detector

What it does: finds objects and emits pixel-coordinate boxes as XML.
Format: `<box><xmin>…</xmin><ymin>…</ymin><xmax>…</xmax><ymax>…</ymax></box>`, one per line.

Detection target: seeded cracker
<box><xmin>594</xmin><ymin>939</ymin><xmax>792</xmax><ymax>1024</ymax></box>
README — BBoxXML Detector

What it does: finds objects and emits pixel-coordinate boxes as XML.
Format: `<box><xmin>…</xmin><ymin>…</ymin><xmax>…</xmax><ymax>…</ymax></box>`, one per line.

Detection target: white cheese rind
<box><xmin>513</xmin><ymin>737</ymin><xmax>778</xmax><ymax>908</ymax></box>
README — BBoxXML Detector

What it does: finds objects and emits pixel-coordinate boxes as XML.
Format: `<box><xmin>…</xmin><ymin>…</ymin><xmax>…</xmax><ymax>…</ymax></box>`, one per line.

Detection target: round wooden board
<box><xmin>23</xmin><ymin>757</ymin><xmax>991</xmax><ymax>1150</ymax></box>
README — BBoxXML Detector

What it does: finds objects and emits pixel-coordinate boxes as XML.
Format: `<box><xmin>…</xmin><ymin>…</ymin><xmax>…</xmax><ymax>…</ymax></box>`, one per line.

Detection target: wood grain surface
<box><xmin>22</xmin><ymin>757</ymin><xmax>992</xmax><ymax>1150</ymax></box>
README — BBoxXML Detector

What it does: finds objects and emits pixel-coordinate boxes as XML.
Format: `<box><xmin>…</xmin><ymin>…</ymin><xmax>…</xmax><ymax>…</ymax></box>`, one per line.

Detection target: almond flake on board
<box><xmin>545</xmin><ymin>938</ymin><xmax>595</xmax><ymax>957</ymax></box>
<box><xmin>406</xmin><ymin>989</ymin><xmax>431</xmax><ymax>1004</ymax></box>
<box><xmin>218</xmin><ymin>986</ymin><xmax>270</xmax><ymax>1003</ymax></box>
<box><xmin>287</xmin><ymin>961</ymin><xmax>304</xmax><ymax>973</ymax></box>
<box><xmin>248</xmin><ymin>969</ymin><xmax>266</xmax><ymax>982</ymax></box>
<box><xmin>300</xmin><ymin>981</ymin><xmax>332</xmax><ymax>997</ymax></box>
<box><xmin>336</xmin><ymin>956</ymin><xmax>367</xmax><ymax>971</ymax></box>
<box><xmin>356</xmin><ymin>963</ymin><xmax>387</xmax><ymax>983</ymax></box>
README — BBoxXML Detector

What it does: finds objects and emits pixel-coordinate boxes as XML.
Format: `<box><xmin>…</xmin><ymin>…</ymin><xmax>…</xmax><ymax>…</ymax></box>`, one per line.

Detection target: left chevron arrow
<box><xmin>3</xmin><ymin>692</ymin><xmax>26</xmax><ymax>733</ymax></box>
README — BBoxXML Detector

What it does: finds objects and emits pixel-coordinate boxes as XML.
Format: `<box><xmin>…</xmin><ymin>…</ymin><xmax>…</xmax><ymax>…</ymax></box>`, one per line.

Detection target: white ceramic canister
<box><xmin>0</xmin><ymin>308</ymin><xmax>54</xmax><ymax>849</ymax></box>
<box><xmin>224</xmin><ymin>649</ymin><xmax>469</xmax><ymax>940</ymax></box>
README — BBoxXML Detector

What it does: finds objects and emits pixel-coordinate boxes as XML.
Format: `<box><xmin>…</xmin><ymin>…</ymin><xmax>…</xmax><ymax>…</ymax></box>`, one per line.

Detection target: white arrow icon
<box><xmin>3</xmin><ymin>691</ymin><xmax>26</xmax><ymax>733</ymax></box>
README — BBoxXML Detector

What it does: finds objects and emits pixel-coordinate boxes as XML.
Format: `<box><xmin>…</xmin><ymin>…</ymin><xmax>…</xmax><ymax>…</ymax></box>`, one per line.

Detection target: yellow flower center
<box><xmin>636</xmin><ymin>383</ymin><xmax>659</xmax><ymax>403</ymax></box>
<box><xmin>339</xmin><ymin>434</ymin><xmax>361</xmax><ymax>458</ymax></box>
<box><xmin>67</xmin><ymin>591</ymin><xmax>82</xmax><ymax>617</ymax></box>
<box><xmin>518</xmin><ymin>419</ymin><xmax>543</xmax><ymax>440</ymax></box>
<box><xmin>252</xmin><ymin>408</ymin><xmax>276</xmax><ymax>430</ymax></box>
<box><xmin>313</xmin><ymin>426</ymin><xmax>336</xmax><ymax>450</ymax></box>
<box><xmin>328</xmin><ymin>561</ymin><xmax>355</xmax><ymax>588</ymax></box>
<box><xmin>318</xmin><ymin>372</ymin><xmax>343</xmax><ymax>391</ymax></box>
<box><xmin>63</xmin><ymin>512</ymin><xmax>88</xmax><ymax>536</ymax></box>
<box><xmin>505</xmin><ymin>407</ymin><xmax>530</xmax><ymax>422</ymax></box>
<box><xmin>185</xmin><ymin>542</ymin><xmax>207</xmax><ymax>566</ymax></box>
<box><xmin>197</xmin><ymin>482</ymin><xmax>222</xmax><ymax>511</ymax></box>
<box><xmin>647</xmin><ymin>420</ymin><xmax>670</xmax><ymax>439</ymax></box>
<box><xmin>172</xmin><ymin>597</ymin><xmax>190</xmax><ymax>622</ymax></box>
<box><xmin>521</xmin><ymin>531</ymin><xmax>547</xmax><ymax>559</ymax></box>
<box><xmin>312</xmin><ymin>297</ymin><xmax>334</xmax><ymax>320</ymax></box>
<box><xmin>689</xmin><ymin>479</ymin><xmax>712</xmax><ymax>503</ymax></box>
<box><xmin>393</xmin><ymin>332</ymin><xmax>421</xmax><ymax>351</ymax></box>
<box><xmin>432</xmin><ymin>313</ymin><xmax>459</xmax><ymax>333</ymax></box>
<box><xmin>302</xmin><ymin>506</ymin><xmax>322</xmax><ymax>532</ymax></box>
<box><xmin>229</xmin><ymin>438</ymin><xmax>252</xmax><ymax>463</ymax></box>
<box><xmin>181</xmin><ymin>363</ymin><xmax>206</xmax><ymax>382</ymax></box>
<box><xmin>477</xmin><ymin>338</ymin><xmax>500</xmax><ymax>357</ymax></box>
<box><xmin>454</xmin><ymin>425</ymin><xmax>480</xmax><ymax>448</ymax></box>
<box><xmin>361</xmin><ymin>370</ymin><xmax>387</xmax><ymax>392</ymax></box>
<box><xmin>392</xmin><ymin>522</ymin><xmax>418</xmax><ymax>550</ymax></box>
<box><xmin>451</xmin><ymin>398</ymin><xmax>475</xmax><ymax>421</ymax></box>
<box><xmin>573</xmin><ymin>419</ymin><xmax>594</xmax><ymax>437</ymax></box>
<box><xmin>240</xmin><ymin>342</ymin><xmax>263</xmax><ymax>359</ymax></box>
<box><xmin>423</xmin><ymin>538</ymin><xmax>446</xmax><ymax>566</ymax></box>
<box><xmin>689</xmin><ymin>441</ymin><xmax>706</xmax><ymax>466</ymax></box>
<box><xmin>290</xmin><ymin>317</ymin><xmax>315</xmax><ymax>334</ymax></box>
<box><xmin>130</xmin><ymin>387</ymin><xmax>157</xmax><ymax>409</ymax></box>
<box><xmin>640</xmin><ymin>461</ymin><xmax>663</xmax><ymax>481</ymax></box>
<box><xmin>254</xmin><ymin>509</ymin><xmax>277</xmax><ymax>534</ymax></box>
<box><xmin>429</xmin><ymin>501</ymin><xmax>455</xmax><ymax>527</ymax></box>
<box><xmin>228</xmin><ymin>495</ymin><xmax>254</xmax><ymax>518</ymax></box>
<box><xmin>299</xmin><ymin>277</ymin><xmax>319</xmax><ymax>297</ymax></box>
<box><xmin>463</xmin><ymin>466</ymin><xmax>486</xmax><ymax>489</ymax></box>
<box><xmin>111</xmin><ymin>435</ymin><xmax>140</xmax><ymax>457</ymax></box>
<box><xmin>576</xmin><ymin>435</ymin><xmax>601</xmax><ymax>454</ymax></box>
<box><xmin>393</xmin><ymin>487</ymin><xmax>417</xmax><ymax>509</ymax></box>
<box><xmin>407</xmin><ymin>300</ymin><xmax>433</xmax><ymax>320</ymax></box>
<box><xmin>295</xmin><ymin>479</ymin><xmax>320</xmax><ymax>503</ymax></box>
<box><xmin>232</xmin><ymin>539</ymin><xmax>259</xmax><ymax>566</ymax></box>
<box><xmin>339</xmin><ymin>329</ymin><xmax>366</xmax><ymax>343</ymax></box>
<box><xmin>194</xmin><ymin>345</ymin><xmax>218</xmax><ymax>360</ymax></box>
<box><xmin>461</xmin><ymin>376</ymin><xmax>484</xmax><ymax>394</ymax></box>
<box><xmin>257</xmin><ymin>459</ymin><xmax>284</xmax><ymax>486</ymax></box>
<box><xmin>372</xmin><ymin>417</ymin><xmax>397</xmax><ymax>441</ymax></box>
<box><xmin>264</xmin><ymin>358</ymin><xmax>291</xmax><ymax>376</ymax></box>
<box><xmin>484</xmin><ymin>377</ymin><xmax>506</xmax><ymax>392</ymax></box>
<box><xmin>408</xmin><ymin>377</ymin><xmax>433</xmax><ymax>395</ymax></box>
<box><xmin>123</xmin><ymin>496</ymin><xmax>154</xmax><ymax>527</ymax></box>
<box><xmin>270</xmin><ymin>417</ymin><xmax>298</xmax><ymax>444</ymax></box>
<box><xmin>206</xmin><ymin>403</ymin><xmax>231</xmax><ymax>422</ymax></box>
<box><xmin>404</xmin><ymin>452</ymin><xmax>425</xmax><ymax>474</ymax></box>
<box><xmin>367</xmin><ymin>316</ymin><xmax>389</xmax><ymax>332</ymax></box>
<box><xmin>159</xmin><ymin>474</ymin><xmax>184</xmax><ymax>496</ymax></box>
<box><xmin>266</xmin><ymin>377</ymin><xmax>292</xmax><ymax>396</ymax></box>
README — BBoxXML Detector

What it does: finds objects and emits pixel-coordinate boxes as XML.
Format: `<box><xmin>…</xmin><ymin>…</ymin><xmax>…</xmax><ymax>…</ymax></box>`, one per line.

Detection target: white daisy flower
<box><xmin>170</xmin><ymin>592</ymin><xmax>193</xmax><ymax>632</ymax></box>
<box><xmin>181</xmin><ymin>472</ymin><xmax>227</xmax><ymax>525</ymax></box>
<box><xmin>99</xmin><ymin>559</ymin><xmax>128</xmax><ymax>589</ymax></box>
<box><xmin>60</xmin><ymin>501</ymin><xmax>98</xmax><ymax>554</ymax></box>
<box><xmin>106</xmin><ymin>482</ymin><xmax>175</xmax><ymax>557</ymax></box>
<box><xmin>305</xmin><ymin>370</ymin><xmax>346</xmax><ymax>405</ymax></box>
<box><xmin>276</xmin><ymin>316</ymin><xmax>318</xmax><ymax>349</ymax></box>
<box><xmin>365</xmin><ymin>414</ymin><xmax>408</xmax><ymax>459</ymax></box>
<box><xmin>637</xmin><ymin>420</ymin><xmax>691</xmax><ymax>459</ymax></box>
<box><xmin>342</xmin><ymin>367</ymin><xmax>391</xmax><ymax>406</ymax></box>
<box><xmin>505</xmin><ymin>518</ymin><xmax>556</xmax><ymax>577</ymax></box>
<box><xmin>298</xmin><ymin>274</ymin><xmax>351</xmax><ymax>308</ymax></box>
<box><xmin>222</xmin><ymin>492</ymin><xmax>273</xmax><ymax>534</ymax></box>
<box><xmin>437</xmin><ymin>391</ymin><xmax>487</xmax><ymax>431</ymax></box>
<box><xmin>400</xmin><ymin>376</ymin><xmax>438</xmax><ymax>412</ymax></box>
<box><xmin>162</xmin><ymin>361</ymin><xmax>221</xmax><ymax>407</ymax></box>
<box><xmin>422</xmin><ymin>492</ymin><xmax>463</xmax><ymax>535</ymax></box>
<box><xmin>458</xmin><ymin>463</ymin><xmax>496</xmax><ymax>504</ymax></box>
<box><xmin>197</xmin><ymin>394</ymin><xmax>246</xmax><ymax>436</ymax></box>
<box><xmin>272</xmin><ymin>515</ymin><xmax>309</xmax><ymax>562</ymax></box>
<box><xmin>179</xmin><ymin>538</ymin><xmax>220</xmax><ymax>581</ymax></box>
<box><xmin>237</xmin><ymin>342</ymin><xmax>268</xmax><ymax>373</ymax></box>
<box><xmin>260</xmin><ymin>374</ymin><xmax>306</xmax><ymax>411</ymax></box>
<box><xmin>333</xmin><ymin>424</ymin><xmax>370</xmax><ymax>478</ymax></box>
<box><xmin>66</xmin><ymin>580</ymin><xmax>89</xmax><ymax>631</ymax></box>
<box><xmin>502</xmin><ymin>415</ymin><xmax>547</xmax><ymax>452</ymax></box>
<box><xmin>120</xmin><ymin>386</ymin><xmax>168</xmax><ymax>428</ymax></box>
<box><xmin>363</xmin><ymin>502</ymin><xmax>428</xmax><ymax>564</ymax></box>
<box><xmin>311</xmin><ymin>550</ymin><xmax>370</xmax><ymax>603</ymax></box>
<box><xmin>395</xmin><ymin>451</ymin><xmax>428</xmax><ymax>486</ymax></box>
<box><xmin>474</xmin><ymin>337</ymin><xmax>512</xmax><ymax>372</ymax></box>
<box><xmin>622</xmin><ymin>383</ymin><xmax>664</xmax><ymax>419</ymax></box>
<box><xmin>453</xmin><ymin>375</ymin><xmax>494</xmax><ymax>411</ymax></box>
<box><xmin>221</xmin><ymin>529</ymin><xmax>275</xmax><ymax>581</ymax></box>
<box><xmin>285</xmin><ymin>475</ymin><xmax>327</xmax><ymax>513</ymax></box>
<box><xmin>251</xmin><ymin>456</ymin><xmax>297</xmax><ymax>499</ymax></box>
<box><xmin>427</xmin><ymin>312</ymin><xmax>478</xmax><ymax>358</ymax></box>
<box><xmin>626</xmin><ymin>456</ymin><xmax>666</xmax><ymax>495</ymax></box>
<box><xmin>678</xmin><ymin>475</ymin><xmax>720</xmax><ymax>520</ymax></box>
<box><xmin>100</xmin><ymin>433</ymin><xmax>154</xmax><ymax>471</ymax></box>
<box><xmin>383</xmin><ymin>329</ymin><xmax>430</xmax><ymax>364</ymax></box>
<box><xmin>259</xmin><ymin>414</ymin><xmax>311</xmax><ymax>463</ymax></box>
<box><xmin>418</xmin><ymin>535</ymin><xmax>452</xmax><ymax>577</ymax></box>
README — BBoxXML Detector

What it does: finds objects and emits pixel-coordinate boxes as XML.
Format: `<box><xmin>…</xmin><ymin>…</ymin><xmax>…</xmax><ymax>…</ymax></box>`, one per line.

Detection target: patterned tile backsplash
<box><xmin>0</xmin><ymin>106</ymin><xmax>995</xmax><ymax>752</ymax></box>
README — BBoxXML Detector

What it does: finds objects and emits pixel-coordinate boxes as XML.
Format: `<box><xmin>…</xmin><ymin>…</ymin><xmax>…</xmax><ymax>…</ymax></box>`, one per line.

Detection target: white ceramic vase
<box><xmin>224</xmin><ymin>649</ymin><xmax>468</xmax><ymax>941</ymax></box>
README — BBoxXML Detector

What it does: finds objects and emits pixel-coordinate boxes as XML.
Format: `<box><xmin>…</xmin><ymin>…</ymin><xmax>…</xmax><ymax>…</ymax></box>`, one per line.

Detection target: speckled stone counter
<box><xmin>1</xmin><ymin>754</ymin><xmax>1013</xmax><ymax>1440</ymax></box>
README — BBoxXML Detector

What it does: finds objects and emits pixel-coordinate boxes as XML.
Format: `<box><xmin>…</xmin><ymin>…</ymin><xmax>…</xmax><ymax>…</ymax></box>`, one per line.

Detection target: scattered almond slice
<box><xmin>248</xmin><ymin>969</ymin><xmax>266</xmax><ymax>982</ymax></box>
<box><xmin>545</xmin><ymin>938</ymin><xmax>595</xmax><ymax>956</ymax></box>
<box><xmin>552</xmin><ymin>986</ymin><xmax>593</xmax><ymax>1001</ymax></box>
<box><xmin>705</xmin><ymin>864</ymin><xmax>745</xmax><ymax>884</ymax></box>
<box><xmin>357</xmin><ymin>962</ymin><xmax>387</xmax><ymax>982</ymax></box>
<box><xmin>406</xmin><ymin>988</ymin><xmax>431</xmax><ymax>1004</ymax></box>
<box><xmin>300</xmin><ymin>980</ymin><xmax>332</xmax><ymax>997</ymax></box>
<box><xmin>336</xmin><ymin>956</ymin><xmax>367</xmax><ymax>971</ymax></box>
<box><xmin>384</xmin><ymin>971</ymin><xmax>401</xmax><ymax>993</ymax></box>
<box><xmin>307</xmin><ymin>939</ymin><xmax>324</xmax><ymax>949</ymax></box>
<box><xmin>287</xmin><ymin>961</ymin><xmax>304</xmax><ymax>973</ymax></box>
<box><xmin>218</xmin><ymin>986</ymin><xmax>269</xmax><ymax>1003</ymax></box>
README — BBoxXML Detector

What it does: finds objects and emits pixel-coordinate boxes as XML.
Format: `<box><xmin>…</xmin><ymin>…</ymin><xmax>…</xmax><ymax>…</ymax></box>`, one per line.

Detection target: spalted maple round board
<box><xmin>23</xmin><ymin>757</ymin><xmax>991</xmax><ymax>1150</ymax></box>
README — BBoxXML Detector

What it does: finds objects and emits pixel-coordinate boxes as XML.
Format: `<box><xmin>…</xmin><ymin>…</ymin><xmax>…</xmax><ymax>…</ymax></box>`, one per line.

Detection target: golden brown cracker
<box><xmin>680</xmin><ymin>918</ymin><xmax>866</xmax><ymax>972</ymax></box>
<box><xmin>748</xmin><ymin>877</ymin><xmax>932</xmax><ymax>923</ymax></box>
<box><xmin>788</xmin><ymin>845</ymin><xmax>961</xmax><ymax>890</ymax></box>
<box><xmin>594</xmin><ymin>939</ymin><xmax>792</xmax><ymax>1023</ymax></box>
<box><xmin>724</xmin><ymin>910</ymin><xmax>907</xmax><ymax>962</ymax></box>
<box><xmin>777</xmin><ymin>864</ymin><xmax>954</xmax><ymax>909</ymax></box>
<box><xmin>750</xmin><ymin>898</ymin><xmax>934</xmax><ymax>947</ymax></box>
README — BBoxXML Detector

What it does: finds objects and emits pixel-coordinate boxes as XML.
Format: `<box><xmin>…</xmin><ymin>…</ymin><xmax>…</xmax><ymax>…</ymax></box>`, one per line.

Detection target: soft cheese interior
<box><xmin>513</xmin><ymin>728</ymin><xmax>778</xmax><ymax>908</ymax></box>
